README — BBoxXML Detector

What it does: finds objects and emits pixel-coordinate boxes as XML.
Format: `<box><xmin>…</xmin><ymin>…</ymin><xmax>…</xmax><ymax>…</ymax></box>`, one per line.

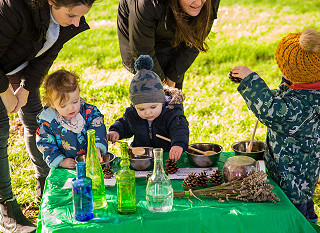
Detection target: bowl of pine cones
<box><xmin>129</xmin><ymin>147</ymin><xmax>154</xmax><ymax>171</ymax></box>
<box><xmin>186</xmin><ymin>143</ymin><xmax>223</xmax><ymax>167</ymax></box>
<box><xmin>231</xmin><ymin>140</ymin><xmax>265</xmax><ymax>160</ymax></box>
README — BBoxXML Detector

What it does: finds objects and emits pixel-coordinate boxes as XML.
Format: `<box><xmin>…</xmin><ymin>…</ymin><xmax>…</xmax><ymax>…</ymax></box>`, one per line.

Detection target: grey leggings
<box><xmin>0</xmin><ymin>71</ymin><xmax>49</xmax><ymax>202</ymax></box>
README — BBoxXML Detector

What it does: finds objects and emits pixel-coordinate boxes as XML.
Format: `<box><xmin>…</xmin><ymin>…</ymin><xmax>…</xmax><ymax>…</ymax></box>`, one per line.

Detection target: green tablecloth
<box><xmin>37</xmin><ymin>152</ymin><xmax>316</xmax><ymax>233</ymax></box>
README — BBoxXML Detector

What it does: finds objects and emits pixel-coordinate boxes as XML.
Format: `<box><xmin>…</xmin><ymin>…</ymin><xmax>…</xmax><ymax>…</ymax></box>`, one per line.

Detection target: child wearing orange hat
<box><xmin>230</xmin><ymin>28</ymin><xmax>320</xmax><ymax>224</ymax></box>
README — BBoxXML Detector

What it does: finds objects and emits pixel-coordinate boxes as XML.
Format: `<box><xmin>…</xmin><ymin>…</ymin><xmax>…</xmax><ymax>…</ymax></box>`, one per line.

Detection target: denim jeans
<box><xmin>294</xmin><ymin>199</ymin><xmax>318</xmax><ymax>222</ymax></box>
<box><xmin>0</xmin><ymin>71</ymin><xmax>50</xmax><ymax>202</ymax></box>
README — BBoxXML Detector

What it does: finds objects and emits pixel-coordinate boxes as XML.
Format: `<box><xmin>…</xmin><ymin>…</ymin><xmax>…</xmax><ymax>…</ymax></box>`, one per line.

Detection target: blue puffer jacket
<box><xmin>36</xmin><ymin>99</ymin><xmax>108</xmax><ymax>168</ymax></box>
<box><xmin>109</xmin><ymin>87</ymin><xmax>189</xmax><ymax>152</ymax></box>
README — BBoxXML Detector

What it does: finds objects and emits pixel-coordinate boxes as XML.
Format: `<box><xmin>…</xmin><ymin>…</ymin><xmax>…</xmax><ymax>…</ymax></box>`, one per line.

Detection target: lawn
<box><xmin>7</xmin><ymin>0</ymin><xmax>320</xmax><ymax>224</ymax></box>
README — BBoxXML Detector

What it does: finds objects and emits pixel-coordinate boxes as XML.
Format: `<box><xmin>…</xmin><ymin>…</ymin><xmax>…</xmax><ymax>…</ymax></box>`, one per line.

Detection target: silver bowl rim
<box><xmin>186</xmin><ymin>143</ymin><xmax>223</xmax><ymax>156</ymax></box>
<box><xmin>75</xmin><ymin>151</ymin><xmax>116</xmax><ymax>165</ymax></box>
<box><xmin>231</xmin><ymin>140</ymin><xmax>266</xmax><ymax>154</ymax></box>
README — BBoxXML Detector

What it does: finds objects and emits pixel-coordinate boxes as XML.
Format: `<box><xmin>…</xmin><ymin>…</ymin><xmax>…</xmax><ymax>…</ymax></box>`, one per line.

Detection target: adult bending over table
<box><xmin>0</xmin><ymin>0</ymin><xmax>95</xmax><ymax>232</ymax></box>
<box><xmin>117</xmin><ymin>0</ymin><xmax>220</xmax><ymax>89</ymax></box>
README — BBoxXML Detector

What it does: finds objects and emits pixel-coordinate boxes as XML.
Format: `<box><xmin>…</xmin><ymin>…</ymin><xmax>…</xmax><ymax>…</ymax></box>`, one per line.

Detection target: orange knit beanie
<box><xmin>275</xmin><ymin>28</ymin><xmax>320</xmax><ymax>83</ymax></box>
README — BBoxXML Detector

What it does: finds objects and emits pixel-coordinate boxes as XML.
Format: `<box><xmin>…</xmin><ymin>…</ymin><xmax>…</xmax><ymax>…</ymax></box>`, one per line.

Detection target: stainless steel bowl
<box><xmin>231</xmin><ymin>140</ymin><xmax>265</xmax><ymax>160</ymax></box>
<box><xmin>186</xmin><ymin>143</ymin><xmax>222</xmax><ymax>167</ymax></box>
<box><xmin>128</xmin><ymin>147</ymin><xmax>154</xmax><ymax>171</ymax></box>
<box><xmin>75</xmin><ymin>151</ymin><xmax>116</xmax><ymax>166</ymax></box>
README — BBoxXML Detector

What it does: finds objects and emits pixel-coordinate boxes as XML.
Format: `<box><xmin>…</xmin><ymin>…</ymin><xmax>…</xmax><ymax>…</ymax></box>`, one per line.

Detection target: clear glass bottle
<box><xmin>116</xmin><ymin>142</ymin><xmax>137</xmax><ymax>214</ymax></box>
<box><xmin>72</xmin><ymin>162</ymin><xmax>94</xmax><ymax>221</ymax></box>
<box><xmin>146</xmin><ymin>148</ymin><xmax>173</xmax><ymax>212</ymax></box>
<box><xmin>86</xmin><ymin>129</ymin><xmax>107</xmax><ymax>209</ymax></box>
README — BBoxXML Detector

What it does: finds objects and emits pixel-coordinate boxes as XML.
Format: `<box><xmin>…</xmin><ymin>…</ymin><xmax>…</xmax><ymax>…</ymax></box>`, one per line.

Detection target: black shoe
<box><xmin>35</xmin><ymin>177</ymin><xmax>46</xmax><ymax>200</ymax></box>
<box><xmin>0</xmin><ymin>197</ymin><xmax>36</xmax><ymax>233</ymax></box>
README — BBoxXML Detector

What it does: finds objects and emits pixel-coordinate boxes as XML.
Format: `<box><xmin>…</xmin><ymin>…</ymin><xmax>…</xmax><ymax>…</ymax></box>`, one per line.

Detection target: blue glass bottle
<box><xmin>72</xmin><ymin>162</ymin><xmax>94</xmax><ymax>221</ymax></box>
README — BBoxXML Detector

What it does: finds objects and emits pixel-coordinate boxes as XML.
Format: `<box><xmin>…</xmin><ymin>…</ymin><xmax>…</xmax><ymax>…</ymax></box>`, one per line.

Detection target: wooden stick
<box><xmin>155</xmin><ymin>134</ymin><xmax>211</xmax><ymax>155</ymax></box>
<box><xmin>246</xmin><ymin>119</ymin><xmax>259</xmax><ymax>153</ymax></box>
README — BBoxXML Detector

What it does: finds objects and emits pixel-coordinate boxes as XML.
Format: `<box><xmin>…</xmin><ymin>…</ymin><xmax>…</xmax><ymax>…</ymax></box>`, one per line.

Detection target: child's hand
<box><xmin>231</xmin><ymin>66</ymin><xmax>253</xmax><ymax>80</ymax></box>
<box><xmin>169</xmin><ymin>146</ymin><xmax>183</xmax><ymax>162</ymax></box>
<box><xmin>59</xmin><ymin>158</ymin><xmax>76</xmax><ymax>169</ymax></box>
<box><xmin>107</xmin><ymin>131</ymin><xmax>120</xmax><ymax>143</ymax></box>
<box><xmin>96</xmin><ymin>148</ymin><xmax>103</xmax><ymax>163</ymax></box>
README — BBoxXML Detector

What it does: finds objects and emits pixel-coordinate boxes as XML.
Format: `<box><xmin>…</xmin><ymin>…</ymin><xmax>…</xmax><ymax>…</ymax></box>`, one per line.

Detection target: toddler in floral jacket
<box><xmin>36</xmin><ymin>69</ymin><xmax>108</xmax><ymax>169</ymax></box>
<box><xmin>230</xmin><ymin>28</ymin><xmax>320</xmax><ymax>224</ymax></box>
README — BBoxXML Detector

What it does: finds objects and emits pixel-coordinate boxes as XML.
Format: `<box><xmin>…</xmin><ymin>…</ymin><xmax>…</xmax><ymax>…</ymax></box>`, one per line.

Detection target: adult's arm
<box><xmin>127</xmin><ymin>0</ymin><xmax>166</xmax><ymax>80</ymax></box>
<box><xmin>0</xmin><ymin>2</ymin><xmax>22</xmax><ymax>93</ymax></box>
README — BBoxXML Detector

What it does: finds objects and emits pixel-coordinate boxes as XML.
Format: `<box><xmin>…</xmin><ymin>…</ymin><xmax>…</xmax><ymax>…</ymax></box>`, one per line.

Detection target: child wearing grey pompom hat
<box><xmin>108</xmin><ymin>55</ymin><xmax>189</xmax><ymax>161</ymax></box>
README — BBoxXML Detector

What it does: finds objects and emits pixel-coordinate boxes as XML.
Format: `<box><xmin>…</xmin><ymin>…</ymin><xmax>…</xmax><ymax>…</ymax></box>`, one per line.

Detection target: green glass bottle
<box><xmin>86</xmin><ymin>129</ymin><xmax>107</xmax><ymax>209</ymax></box>
<box><xmin>116</xmin><ymin>142</ymin><xmax>137</xmax><ymax>214</ymax></box>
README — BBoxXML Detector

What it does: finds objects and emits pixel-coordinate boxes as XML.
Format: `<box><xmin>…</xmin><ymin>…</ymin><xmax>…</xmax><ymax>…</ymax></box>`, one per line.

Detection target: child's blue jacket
<box><xmin>36</xmin><ymin>99</ymin><xmax>108</xmax><ymax>168</ymax></box>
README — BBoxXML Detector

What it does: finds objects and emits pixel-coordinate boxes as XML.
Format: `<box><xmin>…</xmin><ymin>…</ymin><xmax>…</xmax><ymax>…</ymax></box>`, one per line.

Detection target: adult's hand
<box><xmin>166</xmin><ymin>77</ymin><xmax>176</xmax><ymax>88</ymax></box>
<box><xmin>0</xmin><ymin>87</ymin><xmax>18</xmax><ymax>113</ymax></box>
<box><xmin>12</xmin><ymin>86</ymin><xmax>29</xmax><ymax>113</ymax></box>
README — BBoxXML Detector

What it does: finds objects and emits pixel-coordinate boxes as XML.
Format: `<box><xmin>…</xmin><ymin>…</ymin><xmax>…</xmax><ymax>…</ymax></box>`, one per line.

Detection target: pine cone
<box><xmin>183</xmin><ymin>173</ymin><xmax>198</xmax><ymax>190</ymax></box>
<box><xmin>165</xmin><ymin>159</ymin><xmax>179</xmax><ymax>174</ymax></box>
<box><xmin>197</xmin><ymin>171</ymin><xmax>208</xmax><ymax>188</ymax></box>
<box><xmin>102</xmin><ymin>165</ymin><xmax>114</xmax><ymax>179</ymax></box>
<box><xmin>229</xmin><ymin>70</ymin><xmax>242</xmax><ymax>83</ymax></box>
<box><xmin>209</xmin><ymin>170</ymin><xmax>223</xmax><ymax>186</ymax></box>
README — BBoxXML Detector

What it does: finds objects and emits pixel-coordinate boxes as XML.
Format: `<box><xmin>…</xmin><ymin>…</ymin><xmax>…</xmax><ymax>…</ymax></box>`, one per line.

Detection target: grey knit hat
<box><xmin>129</xmin><ymin>55</ymin><xmax>165</xmax><ymax>105</ymax></box>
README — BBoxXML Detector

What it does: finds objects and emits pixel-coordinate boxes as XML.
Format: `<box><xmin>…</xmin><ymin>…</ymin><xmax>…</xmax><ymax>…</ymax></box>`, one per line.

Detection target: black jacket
<box><xmin>117</xmin><ymin>0</ymin><xmax>220</xmax><ymax>83</ymax></box>
<box><xmin>0</xmin><ymin>0</ymin><xmax>89</xmax><ymax>93</ymax></box>
<box><xmin>109</xmin><ymin>87</ymin><xmax>189</xmax><ymax>152</ymax></box>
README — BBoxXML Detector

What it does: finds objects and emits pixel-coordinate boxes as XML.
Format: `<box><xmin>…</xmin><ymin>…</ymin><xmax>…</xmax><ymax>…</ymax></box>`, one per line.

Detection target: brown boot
<box><xmin>0</xmin><ymin>197</ymin><xmax>36</xmax><ymax>233</ymax></box>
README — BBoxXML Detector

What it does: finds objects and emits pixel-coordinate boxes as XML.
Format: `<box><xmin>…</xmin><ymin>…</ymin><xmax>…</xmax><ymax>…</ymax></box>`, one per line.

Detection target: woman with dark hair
<box><xmin>0</xmin><ymin>0</ymin><xmax>94</xmax><ymax>232</ymax></box>
<box><xmin>117</xmin><ymin>0</ymin><xmax>220</xmax><ymax>89</ymax></box>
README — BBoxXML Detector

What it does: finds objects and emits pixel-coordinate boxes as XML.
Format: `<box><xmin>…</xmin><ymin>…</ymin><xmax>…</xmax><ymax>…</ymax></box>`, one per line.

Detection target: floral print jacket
<box><xmin>36</xmin><ymin>99</ymin><xmax>108</xmax><ymax>168</ymax></box>
<box><xmin>238</xmin><ymin>73</ymin><xmax>320</xmax><ymax>204</ymax></box>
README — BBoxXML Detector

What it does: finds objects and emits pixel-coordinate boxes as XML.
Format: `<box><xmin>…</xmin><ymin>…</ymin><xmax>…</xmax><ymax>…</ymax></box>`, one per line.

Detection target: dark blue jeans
<box><xmin>294</xmin><ymin>199</ymin><xmax>318</xmax><ymax>222</ymax></box>
<box><xmin>0</xmin><ymin>71</ymin><xmax>49</xmax><ymax>202</ymax></box>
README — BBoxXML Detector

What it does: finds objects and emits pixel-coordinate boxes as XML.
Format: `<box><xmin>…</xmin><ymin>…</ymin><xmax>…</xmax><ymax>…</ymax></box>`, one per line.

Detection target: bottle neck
<box><xmin>153</xmin><ymin>149</ymin><xmax>165</xmax><ymax>174</ymax></box>
<box><xmin>76</xmin><ymin>162</ymin><xmax>86</xmax><ymax>178</ymax></box>
<box><xmin>87</xmin><ymin>129</ymin><xmax>97</xmax><ymax>155</ymax></box>
<box><xmin>120</xmin><ymin>142</ymin><xmax>130</xmax><ymax>170</ymax></box>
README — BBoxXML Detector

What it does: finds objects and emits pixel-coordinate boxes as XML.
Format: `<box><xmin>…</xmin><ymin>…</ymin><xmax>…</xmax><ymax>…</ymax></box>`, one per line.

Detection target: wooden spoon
<box><xmin>246</xmin><ymin>119</ymin><xmax>259</xmax><ymax>153</ymax></box>
<box><xmin>115</xmin><ymin>140</ymin><xmax>145</xmax><ymax>156</ymax></box>
<box><xmin>155</xmin><ymin>134</ymin><xmax>216</xmax><ymax>155</ymax></box>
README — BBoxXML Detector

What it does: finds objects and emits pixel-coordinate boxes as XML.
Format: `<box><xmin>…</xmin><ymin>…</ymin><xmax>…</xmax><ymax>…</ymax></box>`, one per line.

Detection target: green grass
<box><xmin>7</xmin><ymin>0</ymin><xmax>320</xmax><ymax>225</ymax></box>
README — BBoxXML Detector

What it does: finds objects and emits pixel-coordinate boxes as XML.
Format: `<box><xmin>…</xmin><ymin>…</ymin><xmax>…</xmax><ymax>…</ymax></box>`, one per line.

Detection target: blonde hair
<box><xmin>43</xmin><ymin>69</ymin><xmax>80</xmax><ymax>106</ymax></box>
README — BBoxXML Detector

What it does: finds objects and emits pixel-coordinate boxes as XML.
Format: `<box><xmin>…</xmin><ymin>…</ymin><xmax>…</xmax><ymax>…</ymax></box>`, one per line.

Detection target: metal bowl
<box><xmin>128</xmin><ymin>147</ymin><xmax>154</xmax><ymax>171</ymax></box>
<box><xmin>231</xmin><ymin>140</ymin><xmax>265</xmax><ymax>160</ymax></box>
<box><xmin>75</xmin><ymin>151</ymin><xmax>116</xmax><ymax>166</ymax></box>
<box><xmin>186</xmin><ymin>143</ymin><xmax>222</xmax><ymax>167</ymax></box>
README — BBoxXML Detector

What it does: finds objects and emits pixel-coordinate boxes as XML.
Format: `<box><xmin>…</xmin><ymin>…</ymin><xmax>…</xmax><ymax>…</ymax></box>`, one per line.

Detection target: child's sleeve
<box><xmin>237</xmin><ymin>72</ymin><xmax>308</xmax><ymax>130</ymax></box>
<box><xmin>109</xmin><ymin>108</ymin><xmax>135</xmax><ymax>139</ymax></box>
<box><xmin>86</xmin><ymin>105</ymin><xmax>108</xmax><ymax>155</ymax></box>
<box><xmin>167</xmin><ymin>112</ymin><xmax>190</xmax><ymax>152</ymax></box>
<box><xmin>36</xmin><ymin>123</ymin><xmax>66</xmax><ymax>168</ymax></box>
